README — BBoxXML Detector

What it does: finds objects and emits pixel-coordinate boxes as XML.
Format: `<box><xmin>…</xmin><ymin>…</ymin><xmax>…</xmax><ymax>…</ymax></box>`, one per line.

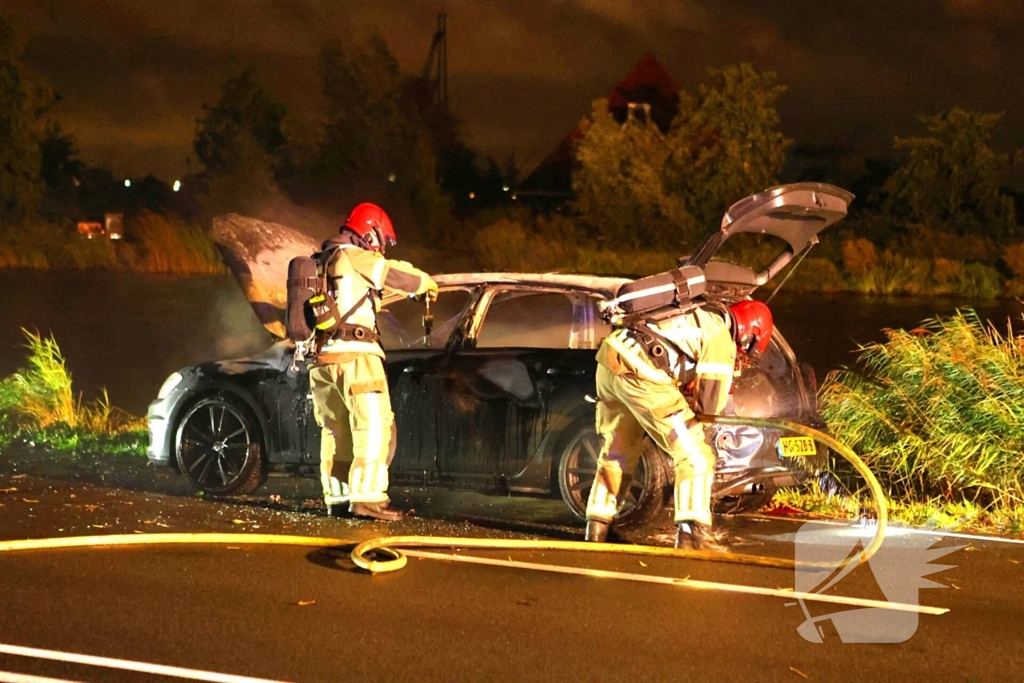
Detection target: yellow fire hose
<box><xmin>0</xmin><ymin>418</ymin><xmax>885</xmax><ymax>584</ymax></box>
<box><xmin>349</xmin><ymin>417</ymin><xmax>887</xmax><ymax>574</ymax></box>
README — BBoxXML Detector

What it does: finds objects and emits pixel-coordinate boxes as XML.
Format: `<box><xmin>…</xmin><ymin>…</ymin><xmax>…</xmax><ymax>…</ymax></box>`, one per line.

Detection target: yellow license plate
<box><xmin>778</xmin><ymin>436</ymin><xmax>817</xmax><ymax>457</ymax></box>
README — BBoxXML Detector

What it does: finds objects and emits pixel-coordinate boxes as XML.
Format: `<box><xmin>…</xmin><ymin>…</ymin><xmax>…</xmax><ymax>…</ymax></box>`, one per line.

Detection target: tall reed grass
<box><xmin>0</xmin><ymin>330</ymin><xmax>143</xmax><ymax>453</ymax></box>
<box><xmin>0</xmin><ymin>212</ymin><xmax>225</xmax><ymax>274</ymax></box>
<box><xmin>820</xmin><ymin>310</ymin><xmax>1024</xmax><ymax>510</ymax></box>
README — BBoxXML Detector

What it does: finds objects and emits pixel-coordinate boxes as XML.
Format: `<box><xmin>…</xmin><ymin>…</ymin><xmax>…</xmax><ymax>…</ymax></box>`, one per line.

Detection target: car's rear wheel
<box><xmin>557</xmin><ymin>421</ymin><xmax>667</xmax><ymax>529</ymax></box>
<box><xmin>174</xmin><ymin>396</ymin><xmax>265</xmax><ymax>496</ymax></box>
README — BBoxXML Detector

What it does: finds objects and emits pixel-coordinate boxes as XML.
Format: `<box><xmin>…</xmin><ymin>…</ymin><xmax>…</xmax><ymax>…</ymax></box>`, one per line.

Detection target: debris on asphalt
<box><xmin>296</xmin><ymin>600</ymin><xmax>316</xmax><ymax>606</ymax></box>
<box><xmin>789</xmin><ymin>666</ymin><xmax>809</xmax><ymax>679</ymax></box>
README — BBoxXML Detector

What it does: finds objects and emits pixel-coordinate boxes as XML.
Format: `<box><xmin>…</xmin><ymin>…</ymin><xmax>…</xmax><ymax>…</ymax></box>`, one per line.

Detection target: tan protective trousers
<box><xmin>310</xmin><ymin>354</ymin><xmax>396</xmax><ymax>504</ymax></box>
<box><xmin>585</xmin><ymin>363</ymin><xmax>715</xmax><ymax>526</ymax></box>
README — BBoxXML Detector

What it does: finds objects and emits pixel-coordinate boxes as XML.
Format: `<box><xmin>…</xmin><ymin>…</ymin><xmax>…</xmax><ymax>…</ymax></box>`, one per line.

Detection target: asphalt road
<box><xmin>1</xmin><ymin>450</ymin><xmax>1022</xmax><ymax>682</ymax></box>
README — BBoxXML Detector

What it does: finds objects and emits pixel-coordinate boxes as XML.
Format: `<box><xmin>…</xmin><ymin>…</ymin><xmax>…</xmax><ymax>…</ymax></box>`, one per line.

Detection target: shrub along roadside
<box><xmin>776</xmin><ymin>309</ymin><xmax>1024</xmax><ymax>534</ymax></box>
<box><xmin>0</xmin><ymin>330</ymin><xmax>146</xmax><ymax>457</ymax></box>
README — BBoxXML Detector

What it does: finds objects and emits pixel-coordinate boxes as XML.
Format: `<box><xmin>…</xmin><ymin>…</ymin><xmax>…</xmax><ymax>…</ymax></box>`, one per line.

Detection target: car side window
<box><xmin>379</xmin><ymin>288</ymin><xmax>472</xmax><ymax>350</ymax></box>
<box><xmin>476</xmin><ymin>290</ymin><xmax>575</xmax><ymax>349</ymax></box>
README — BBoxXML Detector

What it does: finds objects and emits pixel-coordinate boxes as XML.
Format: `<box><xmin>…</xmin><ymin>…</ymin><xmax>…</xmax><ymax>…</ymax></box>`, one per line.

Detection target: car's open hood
<box><xmin>212</xmin><ymin>214</ymin><xmax>318</xmax><ymax>339</ymax></box>
<box><xmin>685</xmin><ymin>183</ymin><xmax>853</xmax><ymax>297</ymax></box>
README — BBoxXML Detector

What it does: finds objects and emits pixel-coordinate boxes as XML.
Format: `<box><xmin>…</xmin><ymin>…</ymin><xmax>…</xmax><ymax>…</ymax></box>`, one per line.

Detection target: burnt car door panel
<box><xmin>380</xmin><ymin>288</ymin><xmax>475</xmax><ymax>480</ymax></box>
<box><xmin>429</xmin><ymin>288</ymin><xmax>608</xmax><ymax>484</ymax></box>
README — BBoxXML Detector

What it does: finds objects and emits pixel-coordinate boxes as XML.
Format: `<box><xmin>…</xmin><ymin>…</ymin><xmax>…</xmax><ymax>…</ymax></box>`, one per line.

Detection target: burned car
<box><xmin>147</xmin><ymin>183</ymin><xmax>852</xmax><ymax>526</ymax></box>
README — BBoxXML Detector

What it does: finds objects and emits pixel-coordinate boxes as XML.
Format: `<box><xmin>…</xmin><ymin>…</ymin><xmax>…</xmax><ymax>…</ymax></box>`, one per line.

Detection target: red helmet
<box><xmin>729</xmin><ymin>300</ymin><xmax>773</xmax><ymax>357</ymax></box>
<box><xmin>342</xmin><ymin>203</ymin><xmax>397</xmax><ymax>253</ymax></box>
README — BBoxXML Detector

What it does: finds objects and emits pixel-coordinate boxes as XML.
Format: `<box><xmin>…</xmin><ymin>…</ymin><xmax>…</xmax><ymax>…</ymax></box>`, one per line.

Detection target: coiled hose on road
<box><xmin>350</xmin><ymin>417</ymin><xmax>887</xmax><ymax>574</ymax></box>
<box><xmin>0</xmin><ymin>418</ymin><xmax>885</xmax><ymax>581</ymax></box>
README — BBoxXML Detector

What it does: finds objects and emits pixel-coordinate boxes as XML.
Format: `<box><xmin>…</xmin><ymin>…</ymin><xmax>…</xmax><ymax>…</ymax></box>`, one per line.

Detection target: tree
<box><xmin>38</xmin><ymin>123</ymin><xmax>83</xmax><ymax>220</ymax></box>
<box><xmin>885</xmin><ymin>107</ymin><xmax>1017</xmax><ymax>241</ymax></box>
<box><xmin>667</xmin><ymin>63</ymin><xmax>791</xmax><ymax>229</ymax></box>
<box><xmin>572</xmin><ymin>63</ymin><xmax>790</xmax><ymax>248</ymax></box>
<box><xmin>573</xmin><ymin>99</ymin><xmax>694</xmax><ymax>248</ymax></box>
<box><xmin>194</xmin><ymin>68</ymin><xmax>286</xmax><ymax>175</ymax></box>
<box><xmin>0</xmin><ymin>17</ymin><xmax>48</xmax><ymax>226</ymax></box>
<box><xmin>193</xmin><ymin>68</ymin><xmax>287</xmax><ymax>214</ymax></box>
<box><xmin>315</xmin><ymin>35</ymin><xmax>449</xmax><ymax>240</ymax></box>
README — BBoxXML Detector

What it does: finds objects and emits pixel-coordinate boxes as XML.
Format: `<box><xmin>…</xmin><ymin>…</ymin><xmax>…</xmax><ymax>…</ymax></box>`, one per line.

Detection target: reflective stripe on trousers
<box><xmin>310</xmin><ymin>355</ymin><xmax>394</xmax><ymax>505</ymax></box>
<box><xmin>586</xmin><ymin>362</ymin><xmax>715</xmax><ymax>525</ymax></box>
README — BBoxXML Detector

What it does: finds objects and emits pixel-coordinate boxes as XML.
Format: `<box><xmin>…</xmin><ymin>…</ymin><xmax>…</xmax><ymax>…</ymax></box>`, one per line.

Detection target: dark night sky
<box><xmin>4</xmin><ymin>0</ymin><xmax>1023</xmax><ymax>183</ymax></box>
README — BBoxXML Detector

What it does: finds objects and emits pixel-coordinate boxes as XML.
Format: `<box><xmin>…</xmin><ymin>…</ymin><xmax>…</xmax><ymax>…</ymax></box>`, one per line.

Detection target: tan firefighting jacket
<box><xmin>598</xmin><ymin>305</ymin><xmax>736</xmax><ymax>416</ymax></box>
<box><xmin>319</xmin><ymin>245</ymin><xmax>436</xmax><ymax>359</ymax></box>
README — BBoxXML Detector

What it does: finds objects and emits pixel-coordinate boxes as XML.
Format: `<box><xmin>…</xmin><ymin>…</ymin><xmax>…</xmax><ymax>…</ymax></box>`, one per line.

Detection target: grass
<box><xmin>0</xmin><ymin>212</ymin><xmax>225</xmax><ymax>274</ymax></box>
<box><xmin>0</xmin><ymin>330</ymin><xmax>146</xmax><ymax>456</ymax></box>
<box><xmin>773</xmin><ymin>481</ymin><xmax>1024</xmax><ymax>536</ymax></box>
<box><xmin>805</xmin><ymin>309</ymin><xmax>1024</xmax><ymax>534</ymax></box>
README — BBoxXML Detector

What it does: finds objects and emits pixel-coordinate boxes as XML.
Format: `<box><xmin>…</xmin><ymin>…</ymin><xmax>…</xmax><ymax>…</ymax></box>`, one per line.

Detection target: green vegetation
<box><xmin>778</xmin><ymin>309</ymin><xmax>1024</xmax><ymax>534</ymax></box>
<box><xmin>0</xmin><ymin>330</ymin><xmax>145</xmax><ymax>456</ymax></box>
<box><xmin>0</xmin><ymin>212</ymin><xmax>224</xmax><ymax>273</ymax></box>
<box><xmin>774</xmin><ymin>481</ymin><xmax>1024</xmax><ymax>535</ymax></box>
<box><xmin>573</xmin><ymin>63</ymin><xmax>790</xmax><ymax>250</ymax></box>
<box><xmin>2</xmin><ymin>13</ymin><xmax>1022</xmax><ymax>296</ymax></box>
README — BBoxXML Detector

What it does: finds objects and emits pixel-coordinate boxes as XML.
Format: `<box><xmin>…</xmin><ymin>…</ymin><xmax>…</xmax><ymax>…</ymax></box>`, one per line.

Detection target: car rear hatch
<box><xmin>685</xmin><ymin>182</ymin><xmax>854</xmax><ymax>298</ymax></box>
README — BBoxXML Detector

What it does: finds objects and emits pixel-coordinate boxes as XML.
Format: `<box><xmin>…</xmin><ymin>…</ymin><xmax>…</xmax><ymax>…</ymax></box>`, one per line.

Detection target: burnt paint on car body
<box><xmin>151</xmin><ymin>183</ymin><xmax>854</xmax><ymax>509</ymax></box>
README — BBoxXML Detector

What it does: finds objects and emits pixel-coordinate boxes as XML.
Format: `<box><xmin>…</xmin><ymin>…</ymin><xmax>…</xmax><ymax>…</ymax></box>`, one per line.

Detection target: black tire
<box><xmin>557</xmin><ymin>421</ymin><xmax>668</xmax><ymax>529</ymax></box>
<box><xmin>712</xmin><ymin>487</ymin><xmax>777</xmax><ymax>515</ymax></box>
<box><xmin>174</xmin><ymin>395</ymin><xmax>266</xmax><ymax>496</ymax></box>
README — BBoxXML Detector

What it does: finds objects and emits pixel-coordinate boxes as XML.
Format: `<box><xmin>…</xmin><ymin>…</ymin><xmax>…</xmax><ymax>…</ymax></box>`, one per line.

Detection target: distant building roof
<box><xmin>519</xmin><ymin>53</ymin><xmax>680</xmax><ymax>201</ymax></box>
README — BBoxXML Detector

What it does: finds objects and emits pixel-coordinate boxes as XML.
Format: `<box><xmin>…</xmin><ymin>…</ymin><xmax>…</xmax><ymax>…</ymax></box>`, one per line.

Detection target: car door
<box><xmin>432</xmin><ymin>287</ymin><xmax>604</xmax><ymax>485</ymax></box>
<box><xmin>379</xmin><ymin>287</ymin><xmax>475</xmax><ymax>479</ymax></box>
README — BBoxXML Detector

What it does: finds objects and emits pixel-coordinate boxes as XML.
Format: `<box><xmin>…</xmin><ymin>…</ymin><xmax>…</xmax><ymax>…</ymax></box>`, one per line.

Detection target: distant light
<box><xmin>173</xmin><ymin>180</ymin><xmax>181</xmax><ymax>192</ymax></box>
<box><xmin>109</xmin><ymin>234</ymin><xmax>121</xmax><ymax>240</ymax></box>
<box><xmin>502</xmin><ymin>185</ymin><xmax>509</xmax><ymax>192</ymax></box>
<box><xmin>388</xmin><ymin>173</ymin><xmax>396</xmax><ymax>183</ymax></box>
<box><xmin>468</xmin><ymin>192</ymin><xmax>476</xmax><ymax>199</ymax></box>
<box><xmin>511</xmin><ymin>192</ymin><xmax>517</xmax><ymax>200</ymax></box>
<box><xmin>124</xmin><ymin>179</ymin><xmax>131</xmax><ymax>188</ymax></box>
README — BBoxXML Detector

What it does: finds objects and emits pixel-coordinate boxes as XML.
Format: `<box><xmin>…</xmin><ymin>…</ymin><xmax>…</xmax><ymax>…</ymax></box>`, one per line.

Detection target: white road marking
<box><xmin>0</xmin><ymin>644</ymin><xmax>292</xmax><ymax>683</ymax></box>
<box><xmin>404</xmin><ymin>549</ymin><xmax>949</xmax><ymax>615</ymax></box>
<box><xmin>0</xmin><ymin>672</ymin><xmax>79</xmax><ymax>683</ymax></box>
<box><xmin>752</xmin><ymin>516</ymin><xmax>1024</xmax><ymax>545</ymax></box>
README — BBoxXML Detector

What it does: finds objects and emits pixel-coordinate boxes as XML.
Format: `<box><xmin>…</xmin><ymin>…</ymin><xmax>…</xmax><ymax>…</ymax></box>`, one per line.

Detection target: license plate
<box><xmin>778</xmin><ymin>436</ymin><xmax>817</xmax><ymax>457</ymax></box>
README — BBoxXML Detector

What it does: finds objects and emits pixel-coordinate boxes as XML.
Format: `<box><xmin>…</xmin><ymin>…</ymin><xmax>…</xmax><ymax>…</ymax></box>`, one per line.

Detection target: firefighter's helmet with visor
<box><xmin>342</xmin><ymin>203</ymin><xmax>397</xmax><ymax>253</ymax></box>
<box><xmin>728</xmin><ymin>300</ymin><xmax>773</xmax><ymax>357</ymax></box>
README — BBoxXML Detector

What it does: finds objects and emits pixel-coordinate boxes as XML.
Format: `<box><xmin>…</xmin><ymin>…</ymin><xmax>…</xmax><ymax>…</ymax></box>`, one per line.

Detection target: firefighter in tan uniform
<box><xmin>310</xmin><ymin>203</ymin><xmax>437</xmax><ymax>521</ymax></box>
<box><xmin>585</xmin><ymin>300</ymin><xmax>773</xmax><ymax>549</ymax></box>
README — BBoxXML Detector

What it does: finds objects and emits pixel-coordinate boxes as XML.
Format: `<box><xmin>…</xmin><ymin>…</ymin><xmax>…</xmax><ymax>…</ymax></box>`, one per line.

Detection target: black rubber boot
<box><xmin>585</xmin><ymin>520</ymin><xmax>610</xmax><ymax>543</ymax></box>
<box><xmin>350</xmin><ymin>501</ymin><xmax>407</xmax><ymax>522</ymax></box>
<box><xmin>675</xmin><ymin>521</ymin><xmax>729</xmax><ymax>552</ymax></box>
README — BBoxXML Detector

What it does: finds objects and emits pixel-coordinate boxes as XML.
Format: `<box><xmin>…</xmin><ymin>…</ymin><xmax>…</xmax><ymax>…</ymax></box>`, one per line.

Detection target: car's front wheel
<box><xmin>174</xmin><ymin>396</ymin><xmax>265</xmax><ymax>495</ymax></box>
<box><xmin>557</xmin><ymin>420</ymin><xmax>667</xmax><ymax>529</ymax></box>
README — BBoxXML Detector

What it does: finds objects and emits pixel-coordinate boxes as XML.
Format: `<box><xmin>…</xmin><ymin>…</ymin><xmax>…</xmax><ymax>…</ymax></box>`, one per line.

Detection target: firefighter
<box><xmin>584</xmin><ymin>299</ymin><xmax>773</xmax><ymax>550</ymax></box>
<box><xmin>310</xmin><ymin>203</ymin><xmax>437</xmax><ymax>521</ymax></box>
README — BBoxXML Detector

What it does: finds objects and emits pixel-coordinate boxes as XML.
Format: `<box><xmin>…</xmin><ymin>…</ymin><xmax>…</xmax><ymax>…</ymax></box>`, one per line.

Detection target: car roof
<box><xmin>431</xmin><ymin>272</ymin><xmax>630</xmax><ymax>299</ymax></box>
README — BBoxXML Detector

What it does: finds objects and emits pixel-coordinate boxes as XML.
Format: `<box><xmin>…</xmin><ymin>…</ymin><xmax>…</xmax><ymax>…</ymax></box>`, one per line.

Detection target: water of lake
<box><xmin>2</xmin><ymin>270</ymin><xmax>1022</xmax><ymax>415</ymax></box>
